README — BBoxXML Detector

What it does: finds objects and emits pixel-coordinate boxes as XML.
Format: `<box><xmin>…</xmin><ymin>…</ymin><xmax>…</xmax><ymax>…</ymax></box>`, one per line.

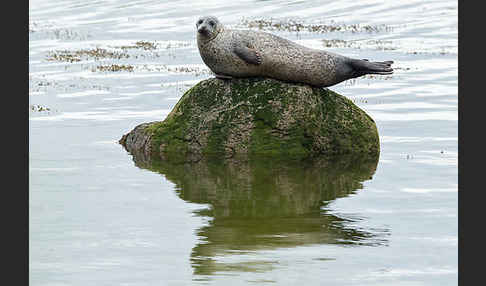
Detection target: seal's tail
<box><xmin>349</xmin><ymin>59</ymin><xmax>394</xmax><ymax>76</ymax></box>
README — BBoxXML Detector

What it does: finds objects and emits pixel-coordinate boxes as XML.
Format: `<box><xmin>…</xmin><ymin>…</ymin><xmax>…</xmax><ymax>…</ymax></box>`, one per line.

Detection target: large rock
<box><xmin>119</xmin><ymin>77</ymin><xmax>379</xmax><ymax>161</ymax></box>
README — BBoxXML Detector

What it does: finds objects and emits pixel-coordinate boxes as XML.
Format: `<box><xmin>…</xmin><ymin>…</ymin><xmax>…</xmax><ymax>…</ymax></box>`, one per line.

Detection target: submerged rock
<box><xmin>119</xmin><ymin>77</ymin><xmax>379</xmax><ymax>161</ymax></box>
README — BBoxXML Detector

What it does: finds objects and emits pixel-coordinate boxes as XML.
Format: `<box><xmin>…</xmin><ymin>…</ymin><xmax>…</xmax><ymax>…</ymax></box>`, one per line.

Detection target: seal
<box><xmin>196</xmin><ymin>16</ymin><xmax>394</xmax><ymax>88</ymax></box>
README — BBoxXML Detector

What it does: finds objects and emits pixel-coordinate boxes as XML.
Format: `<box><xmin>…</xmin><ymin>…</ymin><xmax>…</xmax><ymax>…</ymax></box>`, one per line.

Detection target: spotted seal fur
<box><xmin>196</xmin><ymin>16</ymin><xmax>393</xmax><ymax>88</ymax></box>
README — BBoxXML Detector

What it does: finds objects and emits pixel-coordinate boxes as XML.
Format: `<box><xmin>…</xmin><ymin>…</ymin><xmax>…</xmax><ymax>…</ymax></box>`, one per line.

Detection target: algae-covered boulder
<box><xmin>119</xmin><ymin>77</ymin><xmax>379</xmax><ymax>161</ymax></box>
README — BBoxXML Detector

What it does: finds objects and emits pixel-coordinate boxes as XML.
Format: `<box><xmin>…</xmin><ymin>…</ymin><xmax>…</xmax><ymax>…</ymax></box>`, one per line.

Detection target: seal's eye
<box><xmin>209</xmin><ymin>21</ymin><xmax>215</xmax><ymax>26</ymax></box>
<box><xmin>197</xmin><ymin>20</ymin><xmax>203</xmax><ymax>25</ymax></box>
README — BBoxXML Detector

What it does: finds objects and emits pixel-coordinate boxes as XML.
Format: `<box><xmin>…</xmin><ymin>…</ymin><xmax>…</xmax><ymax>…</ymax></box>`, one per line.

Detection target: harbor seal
<box><xmin>196</xmin><ymin>16</ymin><xmax>393</xmax><ymax>88</ymax></box>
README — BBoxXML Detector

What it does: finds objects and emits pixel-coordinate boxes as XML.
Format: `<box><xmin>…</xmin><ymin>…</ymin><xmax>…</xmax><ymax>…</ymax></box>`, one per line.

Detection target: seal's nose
<box><xmin>198</xmin><ymin>26</ymin><xmax>208</xmax><ymax>35</ymax></box>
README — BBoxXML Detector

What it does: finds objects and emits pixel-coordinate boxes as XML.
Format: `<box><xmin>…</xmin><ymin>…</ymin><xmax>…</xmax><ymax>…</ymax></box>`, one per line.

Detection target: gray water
<box><xmin>29</xmin><ymin>0</ymin><xmax>458</xmax><ymax>285</ymax></box>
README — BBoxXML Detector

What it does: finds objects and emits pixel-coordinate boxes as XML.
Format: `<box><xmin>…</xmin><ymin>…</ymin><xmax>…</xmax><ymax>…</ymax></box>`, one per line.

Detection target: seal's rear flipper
<box><xmin>350</xmin><ymin>59</ymin><xmax>394</xmax><ymax>76</ymax></box>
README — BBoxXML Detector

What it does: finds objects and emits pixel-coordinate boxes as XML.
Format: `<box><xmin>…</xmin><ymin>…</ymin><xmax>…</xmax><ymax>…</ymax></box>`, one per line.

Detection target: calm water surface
<box><xmin>29</xmin><ymin>0</ymin><xmax>458</xmax><ymax>285</ymax></box>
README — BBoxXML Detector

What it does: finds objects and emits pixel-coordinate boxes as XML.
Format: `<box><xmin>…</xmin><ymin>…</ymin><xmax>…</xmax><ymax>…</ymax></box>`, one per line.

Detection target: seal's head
<box><xmin>196</xmin><ymin>16</ymin><xmax>223</xmax><ymax>42</ymax></box>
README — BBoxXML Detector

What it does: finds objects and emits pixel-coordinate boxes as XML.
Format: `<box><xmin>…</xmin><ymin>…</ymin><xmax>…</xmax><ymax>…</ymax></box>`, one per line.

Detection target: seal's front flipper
<box><xmin>215</xmin><ymin>73</ymin><xmax>233</xmax><ymax>79</ymax></box>
<box><xmin>233</xmin><ymin>45</ymin><xmax>262</xmax><ymax>65</ymax></box>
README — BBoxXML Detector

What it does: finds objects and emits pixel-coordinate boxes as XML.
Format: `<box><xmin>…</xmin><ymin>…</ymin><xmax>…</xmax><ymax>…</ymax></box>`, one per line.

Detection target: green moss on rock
<box><xmin>119</xmin><ymin>77</ymin><xmax>380</xmax><ymax>162</ymax></box>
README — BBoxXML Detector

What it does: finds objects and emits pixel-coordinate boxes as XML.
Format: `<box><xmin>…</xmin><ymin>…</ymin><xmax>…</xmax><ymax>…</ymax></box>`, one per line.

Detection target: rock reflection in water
<box><xmin>129</xmin><ymin>152</ymin><xmax>383</xmax><ymax>276</ymax></box>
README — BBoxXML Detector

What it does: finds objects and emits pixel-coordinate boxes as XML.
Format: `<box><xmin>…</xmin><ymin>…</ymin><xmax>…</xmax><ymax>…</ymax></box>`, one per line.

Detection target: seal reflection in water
<box><xmin>129</xmin><ymin>151</ymin><xmax>388</xmax><ymax>275</ymax></box>
<box><xmin>196</xmin><ymin>16</ymin><xmax>394</xmax><ymax>88</ymax></box>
